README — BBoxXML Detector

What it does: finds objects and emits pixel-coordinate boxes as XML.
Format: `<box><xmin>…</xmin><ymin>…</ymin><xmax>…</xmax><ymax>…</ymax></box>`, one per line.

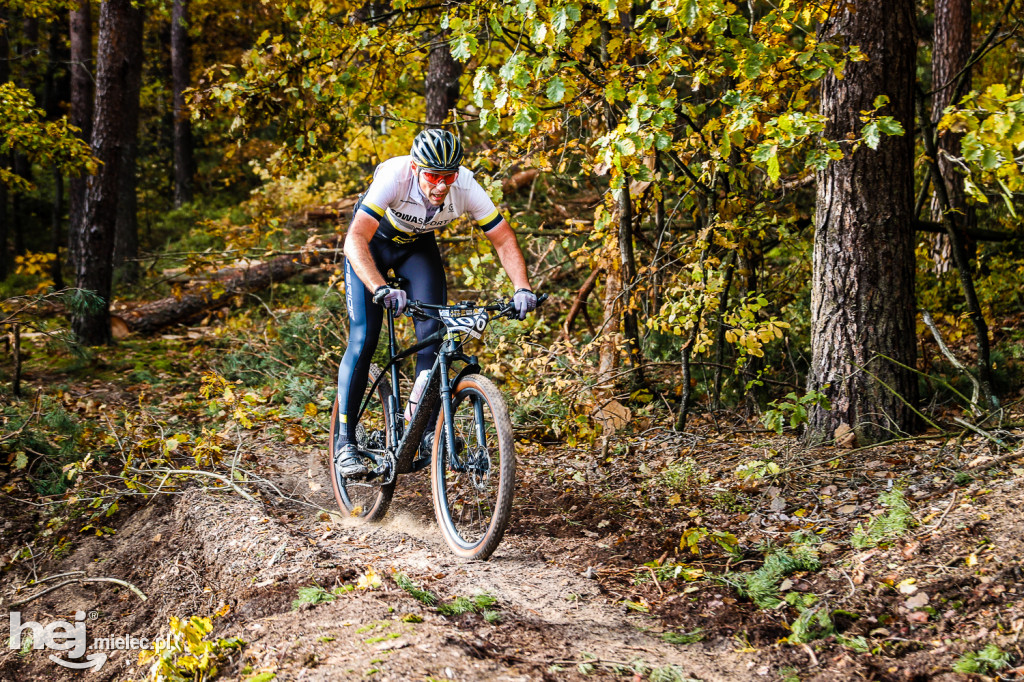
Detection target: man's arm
<box><xmin>343</xmin><ymin>211</ymin><xmax>388</xmax><ymax>291</ymax></box>
<box><xmin>484</xmin><ymin>220</ymin><xmax>533</xmax><ymax>291</ymax></box>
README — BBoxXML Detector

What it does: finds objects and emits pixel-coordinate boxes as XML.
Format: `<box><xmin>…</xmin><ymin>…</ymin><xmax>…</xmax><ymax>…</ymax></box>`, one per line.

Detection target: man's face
<box><xmin>412</xmin><ymin>162</ymin><xmax>457</xmax><ymax>206</ymax></box>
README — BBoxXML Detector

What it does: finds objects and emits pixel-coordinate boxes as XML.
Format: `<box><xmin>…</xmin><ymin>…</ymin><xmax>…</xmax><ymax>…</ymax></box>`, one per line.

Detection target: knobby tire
<box><xmin>430</xmin><ymin>374</ymin><xmax>515</xmax><ymax>560</ymax></box>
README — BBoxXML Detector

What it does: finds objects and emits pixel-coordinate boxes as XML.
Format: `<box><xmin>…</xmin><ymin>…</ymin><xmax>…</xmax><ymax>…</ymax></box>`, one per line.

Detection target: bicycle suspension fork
<box><xmin>386</xmin><ymin>310</ymin><xmax>403</xmax><ymax>440</ymax></box>
<box><xmin>437</xmin><ymin>336</ymin><xmax>462</xmax><ymax>470</ymax></box>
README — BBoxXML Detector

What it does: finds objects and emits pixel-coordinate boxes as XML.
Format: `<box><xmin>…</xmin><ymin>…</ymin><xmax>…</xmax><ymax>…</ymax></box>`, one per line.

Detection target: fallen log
<box><xmin>112</xmin><ymin>235</ymin><xmax>344</xmax><ymax>337</ymax></box>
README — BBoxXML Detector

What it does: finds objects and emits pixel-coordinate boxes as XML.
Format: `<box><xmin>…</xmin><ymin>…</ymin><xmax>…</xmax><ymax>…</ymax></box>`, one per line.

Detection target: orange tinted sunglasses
<box><xmin>420</xmin><ymin>169</ymin><xmax>458</xmax><ymax>186</ymax></box>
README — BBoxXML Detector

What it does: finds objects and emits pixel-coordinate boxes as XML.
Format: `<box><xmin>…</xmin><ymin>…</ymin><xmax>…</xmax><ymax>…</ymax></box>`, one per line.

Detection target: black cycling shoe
<box><xmin>336</xmin><ymin>443</ymin><xmax>370</xmax><ymax>478</ymax></box>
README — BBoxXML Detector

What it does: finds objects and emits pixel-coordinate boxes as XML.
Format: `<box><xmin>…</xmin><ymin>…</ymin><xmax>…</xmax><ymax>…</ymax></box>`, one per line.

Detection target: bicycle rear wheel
<box><xmin>329</xmin><ymin>364</ymin><xmax>395</xmax><ymax>521</ymax></box>
<box><xmin>430</xmin><ymin>374</ymin><xmax>515</xmax><ymax>560</ymax></box>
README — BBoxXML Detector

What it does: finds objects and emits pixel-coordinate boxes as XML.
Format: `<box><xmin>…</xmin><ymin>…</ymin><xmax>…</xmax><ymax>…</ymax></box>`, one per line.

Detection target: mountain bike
<box><xmin>327</xmin><ymin>291</ymin><xmax>547</xmax><ymax>561</ymax></box>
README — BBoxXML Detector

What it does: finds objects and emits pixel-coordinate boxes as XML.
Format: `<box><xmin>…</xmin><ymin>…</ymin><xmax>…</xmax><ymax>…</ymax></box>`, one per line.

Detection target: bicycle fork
<box><xmin>385</xmin><ymin>310</ymin><xmax>403</xmax><ymax>442</ymax></box>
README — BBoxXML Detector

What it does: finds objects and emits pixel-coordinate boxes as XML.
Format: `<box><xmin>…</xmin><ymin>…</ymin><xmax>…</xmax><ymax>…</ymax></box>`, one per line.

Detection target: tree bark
<box><xmin>618</xmin><ymin>179</ymin><xmax>645</xmax><ymax>385</ymax></box>
<box><xmin>0</xmin><ymin>8</ymin><xmax>9</xmax><ymax>280</ymax></box>
<box><xmin>424</xmin><ymin>33</ymin><xmax>462</xmax><ymax>125</ymax></box>
<box><xmin>68</xmin><ymin>0</ymin><xmax>93</xmax><ymax>260</ymax></box>
<box><xmin>929</xmin><ymin>0</ymin><xmax>974</xmax><ymax>273</ymax></box>
<box><xmin>806</xmin><ymin>0</ymin><xmax>919</xmax><ymax>445</ymax></box>
<box><xmin>71</xmin><ymin>0</ymin><xmax>143</xmax><ymax>345</ymax></box>
<box><xmin>45</xmin><ymin>18</ymin><xmax>70</xmax><ymax>289</ymax></box>
<box><xmin>113</xmin><ymin>29</ymin><xmax>144</xmax><ymax>281</ymax></box>
<box><xmin>171</xmin><ymin>0</ymin><xmax>195</xmax><ymax>206</ymax></box>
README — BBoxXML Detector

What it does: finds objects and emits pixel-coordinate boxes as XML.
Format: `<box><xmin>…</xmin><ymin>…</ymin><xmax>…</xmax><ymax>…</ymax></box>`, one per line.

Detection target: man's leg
<box><xmin>336</xmin><ymin>255</ymin><xmax>385</xmax><ymax>475</ymax></box>
<box><xmin>396</xmin><ymin>236</ymin><xmax>448</xmax><ymax>457</ymax></box>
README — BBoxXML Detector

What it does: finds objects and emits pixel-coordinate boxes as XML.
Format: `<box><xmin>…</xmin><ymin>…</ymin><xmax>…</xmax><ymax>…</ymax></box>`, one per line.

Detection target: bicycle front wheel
<box><xmin>430</xmin><ymin>374</ymin><xmax>515</xmax><ymax>560</ymax></box>
<box><xmin>329</xmin><ymin>364</ymin><xmax>395</xmax><ymax>522</ymax></box>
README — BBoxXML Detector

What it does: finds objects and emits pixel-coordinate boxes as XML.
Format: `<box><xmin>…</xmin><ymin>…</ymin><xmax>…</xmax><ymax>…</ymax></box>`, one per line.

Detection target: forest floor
<box><xmin>2</xmin><ymin>333</ymin><xmax>1024</xmax><ymax>682</ymax></box>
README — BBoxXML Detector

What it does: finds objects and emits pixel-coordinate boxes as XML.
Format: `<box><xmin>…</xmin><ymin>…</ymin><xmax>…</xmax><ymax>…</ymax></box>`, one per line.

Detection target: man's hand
<box><xmin>373</xmin><ymin>285</ymin><xmax>408</xmax><ymax>314</ymax></box>
<box><xmin>513</xmin><ymin>289</ymin><xmax>537</xmax><ymax>320</ymax></box>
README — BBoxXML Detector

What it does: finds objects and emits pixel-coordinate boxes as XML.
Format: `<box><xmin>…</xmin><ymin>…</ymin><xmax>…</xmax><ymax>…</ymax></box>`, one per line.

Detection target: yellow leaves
<box><xmin>357</xmin><ymin>566</ymin><xmax>382</xmax><ymax>590</ymax></box>
<box><xmin>303</xmin><ymin>402</ymin><xmax>318</xmax><ymax>418</ymax></box>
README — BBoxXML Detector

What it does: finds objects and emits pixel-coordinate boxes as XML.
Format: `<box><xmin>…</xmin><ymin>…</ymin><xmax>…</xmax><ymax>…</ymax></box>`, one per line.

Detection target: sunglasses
<box><xmin>419</xmin><ymin>169</ymin><xmax>458</xmax><ymax>186</ymax></box>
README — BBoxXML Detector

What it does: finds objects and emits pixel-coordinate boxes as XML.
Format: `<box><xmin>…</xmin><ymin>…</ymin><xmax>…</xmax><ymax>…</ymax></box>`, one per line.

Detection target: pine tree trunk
<box><xmin>424</xmin><ymin>34</ymin><xmax>462</xmax><ymax>126</ymax></box>
<box><xmin>113</xmin><ymin>30</ymin><xmax>144</xmax><ymax>281</ymax></box>
<box><xmin>171</xmin><ymin>0</ymin><xmax>195</xmax><ymax>206</ymax></box>
<box><xmin>45</xmin><ymin>18</ymin><xmax>70</xmax><ymax>289</ymax></box>
<box><xmin>929</xmin><ymin>0</ymin><xmax>974</xmax><ymax>273</ymax></box>
<box><xmin>0</xmin><ymin>8</ymin><xmax>9</xmax><ymax>280</ymax></box>
<box><xmin>806</xmin><ymin>0</ymin><xmax>919</xmax><ymax>446</ymax></box>
<box><xmin>71</xmin><ymin>0</ymin><xmax>143</xmax><ymax>345</ymax></box>
<box><xmin>68</xmin><ymin>0</ymin><xmax>93</xmax><ymax>258</ymax></box>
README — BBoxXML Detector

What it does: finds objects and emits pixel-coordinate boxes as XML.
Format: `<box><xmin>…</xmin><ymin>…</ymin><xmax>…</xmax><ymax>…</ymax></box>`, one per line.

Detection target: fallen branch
<box><xmin>10</xmin><ymin>576</ymin><xmax>147</xmax><ymax>607</ymax></box>
<box><xmin>921</xmin><ymin>310</ymin><xmax>983</xmax><ymax>416</ymax></box>
<box><xmin>113</xmin><ymin>234</ymin><xmax>344</xmax><ymax>336</ymax></box>
<box><xmin>561</xmin><ymin>267</ymin><xmax>603</xmax><ymax>340</ymax></box>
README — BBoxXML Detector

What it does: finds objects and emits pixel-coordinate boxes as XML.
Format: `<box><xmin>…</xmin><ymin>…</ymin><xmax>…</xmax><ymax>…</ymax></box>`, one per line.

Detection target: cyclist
<box><xmin>336</xmin><ymin>129</ymin><xmax>537</xmax><ymax>478</ymax></box>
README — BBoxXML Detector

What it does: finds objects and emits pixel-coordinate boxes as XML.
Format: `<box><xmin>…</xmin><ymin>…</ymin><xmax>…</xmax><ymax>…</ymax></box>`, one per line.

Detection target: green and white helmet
<box><xmin>410</xmin><ymin>129</ymin><xmax>463</xmax><ymax>172</ymax></box>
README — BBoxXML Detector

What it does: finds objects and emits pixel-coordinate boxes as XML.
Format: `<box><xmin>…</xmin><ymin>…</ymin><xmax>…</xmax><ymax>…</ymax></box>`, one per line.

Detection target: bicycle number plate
<box><xmin>440</xmin><ymin>308</ymin><xmax>489</xmax><ymax>338</ymax></box>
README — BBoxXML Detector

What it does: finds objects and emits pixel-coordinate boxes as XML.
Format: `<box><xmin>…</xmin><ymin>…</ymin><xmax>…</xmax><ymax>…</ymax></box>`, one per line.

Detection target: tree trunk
<box><xmin>71</xmin><ymin>0</ymin><xmax>143</xmax><ymax>345</ymax></box>
<box><xmin>68</xmin><ymin>0</ymin><xmax>93</xmax><ymax>260</ymax></box>
<box><xmin>806</xmin><ymin>0</ymin><xmax>919</xmax><ymax>446</ymax></box>
<box><xmin>0</xmin><ymin>9</ymin><xmax>9</xmax><ymax>280</ymax></box>
<box><xmin>929</xmin><ymin>0</ymin><xmax>974</xmax><ymax>274</ymax></box>
<box><xmin>45</xmin><ymin>18</ymin><xmax>70</xmax><ymax>289</ymax></box>
<box><xmin>424</xmin><ymin>33</ymin><xmax>462</xmax><ymax>126</ymax></box>
<box><xmin>617</xmin><ymin>179</ymin><xmax>645</xmax><ymax>385</ymax></box>
<box><xmin>113</xmin><ymin>30</ymin><xmax>144</xmax><ymax>281</ymax></box>
<box><xmin>171</xmin><ymin>0</ymin><xmax>195</xmax><ymax>206</ymax></box>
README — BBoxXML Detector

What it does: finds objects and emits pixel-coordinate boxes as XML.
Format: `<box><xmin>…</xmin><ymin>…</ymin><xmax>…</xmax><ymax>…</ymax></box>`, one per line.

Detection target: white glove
<box><xmin>373</xmin><ymin>285</ymin><xmax>407</xmax><ymax>315</ymax></box>
<box><xmin>513</xmin><ymin>289</ymin><xmax>537</xmax><ymax>320</ymax></box>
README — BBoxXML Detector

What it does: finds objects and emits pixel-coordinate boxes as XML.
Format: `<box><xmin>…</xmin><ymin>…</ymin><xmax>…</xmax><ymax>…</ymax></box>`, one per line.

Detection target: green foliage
<box><xmin>0</xmin><ymin>82</ymin><xmax>96</xmax><ymax>192</ymax></box>
<box><xmin>941</xmin><ymin>84</ymin><xmax>1024</xmax><ymax>215</ymax></box>
<box><xmin>788</xmin><ymin>606</ymin><xmax>834</xmax><ymax>644</ymax></box>
<box><xmin>661</xmin><ymin>628</ymin><xmax>704</xmax><ymax>645</ymax></box>
<box><xmin>735</xmin><ymin>458</ymin><xmax>781</xmax><ymax>482</ymax></box>
<box><xmin>850</xmin><ymin>489</ymin><xmax>914</xmax><ymax>549</ymax></box>
<box><xmin>660</xmin><ymin>456</ymin><xmax>711</xmax><ymax>497</ymax></box>
<box><xmin>437</xmin><ymin>592</ymin><xmax>498</xmax><ymax>616</ymax></box>
<box><xmin>951</xmin><ymin>644</ymin><xmax>1012</xmax><ymax>675</ymax></box>
<box><xmin>725</xmin><ymin>536</ymin><xmax>821</xmax><ymax>609</ymax></box>
<box><xmin>393</xmin><ymin>573</ymin><xmax>438</xmax><ymax>606</ymax></box>
<box><xmin>291</xmin><ymin>584</ymin><xmax>340</xmax><ymax>610</ymax></box>
<box><xmin>761</xmin><ymin>390</ymin><xmax>831</xmax><ymax>434</ymax></box>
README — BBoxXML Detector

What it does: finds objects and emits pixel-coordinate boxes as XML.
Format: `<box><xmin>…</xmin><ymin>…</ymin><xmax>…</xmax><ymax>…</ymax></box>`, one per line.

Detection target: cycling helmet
<box><xmin>410</xmin><ymin>129</ymin><xmax>463</xmax><ymax>172</ymax></box>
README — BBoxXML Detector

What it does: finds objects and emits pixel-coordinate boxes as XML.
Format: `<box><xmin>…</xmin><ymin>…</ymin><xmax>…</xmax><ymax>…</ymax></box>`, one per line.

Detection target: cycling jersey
<box><xmin>358</xmin><ymin>156</ymin><xmax>505</xmax><ymax>238</ymax></box>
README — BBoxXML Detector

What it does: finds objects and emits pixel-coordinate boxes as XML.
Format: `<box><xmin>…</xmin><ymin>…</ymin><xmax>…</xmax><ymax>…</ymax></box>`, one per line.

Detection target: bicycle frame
<box><xmin>354</xmin><ymin>304</ymin><xmax>482</xmax><ymax>485</ymax></box>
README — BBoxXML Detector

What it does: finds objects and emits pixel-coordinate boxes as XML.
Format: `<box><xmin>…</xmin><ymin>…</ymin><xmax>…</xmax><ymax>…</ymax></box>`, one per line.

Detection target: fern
<box><xmin>851</xmin><ymin>489</ymin><xmax>914</xmax><ymax>549</ymax></box>
<box><xmin>952</xmin><ymin>644</ymin><xmax>1012</xmax><ymax>675</ymax></box>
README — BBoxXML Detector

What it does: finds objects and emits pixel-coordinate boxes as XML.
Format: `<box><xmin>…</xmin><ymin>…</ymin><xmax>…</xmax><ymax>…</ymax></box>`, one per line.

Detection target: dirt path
<box><xmin>1</xmin><ymin>441</ymin><xmax>754</xmax><ymax>682</ymax></box>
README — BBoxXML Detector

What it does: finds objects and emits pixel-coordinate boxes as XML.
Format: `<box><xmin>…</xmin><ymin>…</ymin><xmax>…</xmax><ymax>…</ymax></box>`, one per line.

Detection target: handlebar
<box><xmin>404</xmin><ymin>293</ymin><xmax>549</xmax><ymax>321</ymax></box>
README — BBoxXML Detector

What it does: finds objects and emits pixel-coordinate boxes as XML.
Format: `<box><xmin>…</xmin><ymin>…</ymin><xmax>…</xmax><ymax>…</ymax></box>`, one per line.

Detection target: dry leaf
<box><xmin>905</xmin><ymin>592</ymin><xmax>929</xmax><ymax>609</ymax></box>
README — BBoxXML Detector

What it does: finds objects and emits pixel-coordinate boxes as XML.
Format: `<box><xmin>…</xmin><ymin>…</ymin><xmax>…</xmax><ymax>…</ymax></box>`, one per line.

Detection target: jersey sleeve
<box><xmin>357</xmin><ymin>164</ymin><xmax>398</xmax><ymax>223</ymax></box>
<box><xmin>464</xmin><ymin>179</ymin><xmax>505</xmax><ymax>232</ymax></box>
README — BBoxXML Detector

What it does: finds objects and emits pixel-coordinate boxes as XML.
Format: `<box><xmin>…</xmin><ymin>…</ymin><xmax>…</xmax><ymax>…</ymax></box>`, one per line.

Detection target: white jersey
<box><xmin>358</xmin><ymin>156</ymin><xmax>504</xmax><ymax>238</ymax></box>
